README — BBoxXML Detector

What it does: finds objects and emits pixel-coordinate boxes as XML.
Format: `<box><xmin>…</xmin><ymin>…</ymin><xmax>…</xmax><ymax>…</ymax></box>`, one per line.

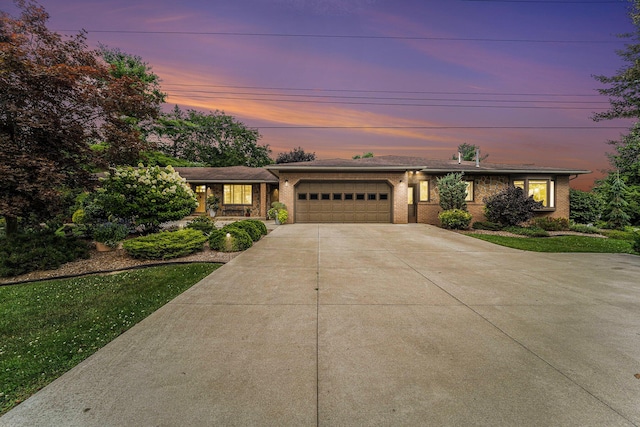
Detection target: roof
<box><xmin>174</xmin><ymin>166</ymin><xmax>279</xmax><ymax>183</ymax></box>
<box><xmin>265</xmin><ymin>155</ymin><xmax>591</xmax><ymax>175</ymax></box>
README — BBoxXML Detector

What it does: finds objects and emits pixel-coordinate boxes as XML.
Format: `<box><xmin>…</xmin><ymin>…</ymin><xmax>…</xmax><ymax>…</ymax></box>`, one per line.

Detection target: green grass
<box><xmin>0</xmin><ymin>263</ymin><xmax>220</xmax><ymax>416</ymax></box>
<box><xmin>469</xmin><ymin>234</ymin><xmax>637</xmax><ymax>254</ymax></box>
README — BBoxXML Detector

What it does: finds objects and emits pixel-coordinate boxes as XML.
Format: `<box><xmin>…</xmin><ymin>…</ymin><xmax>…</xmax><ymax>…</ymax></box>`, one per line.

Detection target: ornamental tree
<box><xmin>483</xmin><ymin>186</ymin><xmax>543</xmax><ymax>226</ymax></box>
<box><xmin>436</xmin><ymin>172</ymin><xmax>468</xmax><ymax>211</ymax></box>
<box><xmin>96</xmin><ymin>165</ymin><xmax>197</xmax><ymax>230</ymax></box>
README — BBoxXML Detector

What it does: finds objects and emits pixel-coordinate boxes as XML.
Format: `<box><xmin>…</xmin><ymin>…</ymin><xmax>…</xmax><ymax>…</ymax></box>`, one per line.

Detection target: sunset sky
<box><xmin>6</xmin><ymin>0</ymin><xmax>637</xmax><ymax>189</ymax></box>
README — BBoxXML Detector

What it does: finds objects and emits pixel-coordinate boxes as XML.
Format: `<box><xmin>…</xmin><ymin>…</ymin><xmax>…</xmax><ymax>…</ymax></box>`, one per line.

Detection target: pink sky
<box><xmin>6</xmin><ymin>0</ymin><xmax>636</xmax><ymax>189</ymax></box>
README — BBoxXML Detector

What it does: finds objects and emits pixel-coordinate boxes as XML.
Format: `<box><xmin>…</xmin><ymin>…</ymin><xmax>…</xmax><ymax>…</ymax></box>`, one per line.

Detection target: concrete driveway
<box><xmin>2</xmin><ymin>224</ymin><xmax>640</xmax><ymax>426</ymax></box>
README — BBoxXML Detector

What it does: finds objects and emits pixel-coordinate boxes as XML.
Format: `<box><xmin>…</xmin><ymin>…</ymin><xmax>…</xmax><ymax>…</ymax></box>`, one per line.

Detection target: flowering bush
<box><xmin>97</xmin><ymin>165</ymin><xmax>197</xmax><ymax>230</ymax></box>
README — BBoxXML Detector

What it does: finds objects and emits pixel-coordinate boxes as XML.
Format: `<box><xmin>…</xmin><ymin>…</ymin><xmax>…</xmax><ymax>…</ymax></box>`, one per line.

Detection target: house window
<box><xmin>298</xmin><ymin>193</ymin><xmax>308</xmax><ymax>200</ymax></box>
<box><xmin>223</xmin><ymin>184</ymin><xmax>252</xmax><ymax>205</ymax></box>
<box><xmin>344</xmin><ymin>193</ymin><xmax>354</xmax><ymax>200</ymax></box>
<box><xmin>309</xmin><ymin>193</ymin><xmax>319</xmax><ymax>200</ymax></box>
<box><xmin>379</xmin><ymin>193</ymin><xmax>388</xmax><ymax>200</ymax></box>
<box><xmin>321</xmin><ymin>193</ymin><xmax>330</xmax><ymax>200</ymax></box>
<box><xmin>333</xmin><ymin>193</ymin><xmax>343</xmax><ymax>200</ymax></box>
<box><xmin>368</xmin><ymin>194</ymin><xmax>377</xmax><ymax>201</ymax></box>
<box><xmin>356</xmin><ymin>193</ymin><xmax>365</xmax><ymax>200</ymax></box>
<box><xmin>513</xmin><ymin>178</ymin><xmax>555</xmax><ymax>208</ymax></box>
<box><xmin>419</xmin><ymin>181</ymin><xmax>429</xmax><ymax>202</ymax></box>
<box><xmin>465</xmin><ymin>181</ymin><xmax>474</xmax><ymax>202</ymax></box>
<box><xmin>194</xmin><ymin>185</ymin><xmax>206</xmax><ymax>193</ymax></box>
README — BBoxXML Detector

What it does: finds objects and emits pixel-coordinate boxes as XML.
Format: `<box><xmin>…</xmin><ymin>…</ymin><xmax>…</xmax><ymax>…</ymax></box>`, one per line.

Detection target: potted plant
<box><xmin>277</xmin><ymin>209</ymin><xmax>288</xmax><ymax>225</ymax></box>
<box><xmin>206</xmin><ymin>194</ymin><xmax>220</xmax><ymax>217</ymax></box>
<box><xmin>93</xmin><ymin>221</ymin><xmax>129</xmax><ymax>251</ymax></box>
<box><xmin>245</xmin><ymin>207</ymin><xmax>251</xmax><ymax>217</ymax></box>
<box><xmin>270</xmin><ymin>202</ymin><xmax>287</xmax><ymax>224</ymax></box>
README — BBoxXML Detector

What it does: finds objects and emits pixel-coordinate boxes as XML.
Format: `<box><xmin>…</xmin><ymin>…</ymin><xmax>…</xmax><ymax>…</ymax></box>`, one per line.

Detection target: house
<box><xmin>263</xmin><ymin>155</ymin><xmax>590</xmax><ymax>224</ymax></box>
<box><xmin>174</xmin><ymin>166</ymin><xmax>279</xmax><ymax>217</ymax></box>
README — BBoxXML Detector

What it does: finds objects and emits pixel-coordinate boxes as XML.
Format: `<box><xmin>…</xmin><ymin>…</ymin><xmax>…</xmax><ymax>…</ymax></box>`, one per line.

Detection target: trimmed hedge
<box><xmin>530</xmin><ymin>217</ymin><xmax>570</xmax><ymax>231</ymax></box>
<box><xmin>438</xmin><ymin>209</ymin><xmax>472</xmax><ymax>229</ymax></box>
<box><xmin>504</xmin><ymin>226</ymin><xmax>550</xmax><ymax>237</ymax></box>
<box><xmin>209</xmin><ymin>228</ymin><xmax>253</xmax><ymax>252</ymax></box>
<box><xmin>225</xmin><ymin>221</ymin><xmax>261</xmax><ymax>242</ymax></box>
<box><xmin>472</xmin><ymin>221</ymin><xmax>503</xmax><ymax>231</ymax></box>
<box><xmin>122</xmin><ymin>229</ymin><xmax>207</xmax><ymax>260</ymax></box>
<box><xmin>243</xmin><ymin>219</ymin><xmax>268</xmax><ymax>236</ymax></box>
<box><xmin>0</xmin><ymin>231</ymin><xmax>90</xmax><ymax>277</ymax></box>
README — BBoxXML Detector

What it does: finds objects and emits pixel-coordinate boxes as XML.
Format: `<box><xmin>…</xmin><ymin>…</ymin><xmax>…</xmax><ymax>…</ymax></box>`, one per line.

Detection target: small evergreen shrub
<box><xmin>0</xmin><ymin>231</ymin><xmax>90</xmax><ymax>277</ymax></box>
<box><xmin>436</xmin><ymin>172</ymin><xmax>468</xmax><ymax>211</ymax></box>
<box><xmin>186</xmin><ymin>215</ymin><xmax>216</xmax><ymax>235</ymax></box>
<box><xmin>244</xmin><ymin>219</ymin><xmax>268</xmax><ymax>236</ymax></box>
<box><xmin>569</xmin><ymin>223</ymin><xmax>600</xmax><ymax>234</ymax></box>
<box><xmin>209</xmin><ymin>228</ymin><xmax>253</xmax><ymax>252</ymax></box>
<box><xmin>472</xmin><ymin>221</ymin><xmax>503</xmax><ymax>231</ymax></box>
<box><xmin>438</xmin><ymin>209</ymin><xmax>472</xmax><ymax>229</ymax></box>
<box><xmin>226</xmin><ymin>221</ymin><xmax>261</xmax><ymax>242</ymax></box>
<box><xmin>93</xmin><ymin>222</ymin><xmax>129</xmax><ymax>248</ymax></box>
<box><xmin>122</xmin><ymin>229</ymin><xmax>207</xmax><ymax>260</ymax></box>
<box><xmin>530</xmin><ymin>217</ymin><xmax>570</xmax><ymax>231</ymax></box>
<box><xmin>484</xmin><ymin>186</ymin><xmax>543</xmax><ymax>226</ymax></box>
<box><xmin>569</xmin><ymin>189</ymin><xmax>603</xmax><ymax>224</ymax></box>
<box><xmin>504</xmin><ymin>226</ymin><xmax>550</xmax><ymax>237</ymax></box>
<box><xmin>72</xmin><ymin>209</ymin><xmax>86</xmax><ymax>224</ymax></box>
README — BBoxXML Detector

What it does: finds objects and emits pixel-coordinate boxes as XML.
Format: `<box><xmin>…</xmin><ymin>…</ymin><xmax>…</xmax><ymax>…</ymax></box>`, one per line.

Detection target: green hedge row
<box><xmin>122</xmin><ymin>229</ymin><xmax>207</xmax><ymax>260</ymax></box>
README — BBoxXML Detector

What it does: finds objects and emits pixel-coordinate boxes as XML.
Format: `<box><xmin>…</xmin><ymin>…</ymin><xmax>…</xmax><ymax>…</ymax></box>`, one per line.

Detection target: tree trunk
<box><xmin>5</xmin><ymin>216</ymin><xmax>18</xmax><ymax>237</ymax></box>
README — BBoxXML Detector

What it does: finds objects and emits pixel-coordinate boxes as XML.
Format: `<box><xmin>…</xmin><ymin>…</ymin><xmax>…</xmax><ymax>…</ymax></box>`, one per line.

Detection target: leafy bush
<box><xmin>93</xmin><ymin>222</ymin><xmax>129</xmax><ymax>248</ymax></box>
<box><xmin>122</xmin><ymin>229</ymin><xmax>207</xmax><ymax>260</ymax></box>
<box><xmin>569</xmin><ymin>223</ymin><xmax>600</xmax><ymax>234</ymax></box>
<box><xmin>0</xmin><ymin>231</ymin><xmax>89</xmax><ymax>277</ymax></box>
<box><xmin>244</xmin><ymin>219</ymin><xmax>268</xmax><ymax>236</ymax></box>
<box><xmin>436</xmin><ymin>172</ymin><xmax>468</xmax><ymax>211</ymax></box>
<box><xmin>277</xmin><ymin>209</ymin><xmax>289</xmax><ymax>224</ymax></box>
<box><xmin>226</xmin><ymin>221</ymin><xmax>261</xmax><ymax>242</ymax></box>
<box><xmin>267</xmin><ymin>207</ymin><xmax>278</xmax><ymax>220</ymax></box>
<box><xmin>472</xmin><ymin>221</ymin><xmax>503</xmax><ymax>231</ymax></box>
<box><xmin>569</xmin><ymin>189</ymin><xmax>603</xmax><ymax>224</ymax></box>
<box><xmin>71</xmin><ymin>209</ymin><xmax>86</xmax><ymax>224</ymax></box>
<box><xmin>632</xmin><ymin>232</ymin><xmax>640</xmax><ymax>253</ymax></box>
<box><xmin>483</xmin><ymin>186</ymin><xmax>543</xmax><ymax>226</ymax></box>
<box><xmin>530</xmin><ymin>217</ymin><xmax>570</xmax><ymax>231</ymax></box>
<box><xmin>95</xmin><ymin>165</ymin><xmax>197</xmax><ymax>230</ymax></box>
<box><xmin>438</xmin><ymin>209</ymin><xmax>472</xmax><ymax>229</ymax></box>
<box><xmin>186</xmin><ymin>215</ymin><xmax>216</xmax><ymax>235</ymax></box>
<box><xmin>209</xmin><ymin>228</ymin><xmax>253</xmax><ymax>252</ymax></box>
<box><xmin>504</xmin><ymin>226</ymin><xmax>550</xmax><ymax>237</ymax></box>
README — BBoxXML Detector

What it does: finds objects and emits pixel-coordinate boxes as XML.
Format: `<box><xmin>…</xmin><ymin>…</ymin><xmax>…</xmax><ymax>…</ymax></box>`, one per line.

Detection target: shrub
<box><xmin>569</xmin><ymin>223</ymin><xmax>600</xmax><ymax>234</ymax></box>
<box><xmin>504</xmin><ymin>226</ymin><xmax>550</xmax><ymax>237</ymax></box>
<box><xmin>0</xmin><ymin>231</ymin><xmax>89</xmax><ymax>277</ymax></box>
<box><xmin>209</xmin><ymin>228</ymin><xmax>253</xmax><ymax>252</ymax></box>
<box><xmin>277</xmin><ymin>209</ymin><xmax>289</xmax><ymax>224</ymax></box>
<box><xmin>530</xmin><ymin>217</ymin><xmax>570</xmax><ymax>231</ymax></box>
<box><xmin>472</xmin><ymin>221</ymin><xmax>503</xmax><ymax>231</ymax></box>
<box><xmin>226</xmin><ymin>221</ymin><xmax>261</xmax><ymax>242</ymax></box>
<box><xmin>244</xmin><ymin>219</ymin><xmax>268</xmax><ymax>236</ymax></box>
<box><xmin>436</xmin><ymin>172</ymin><xmax>468</xmax><ymax>211</ymax></box>
<box><xmin>71</xmin><ymin>209</ymin><xmax>86</xmax><ymax>224</ymax></box>
<box><xmin>569</xmin><ymin>189</ymin><xmax>603</xmax><ymax>224</ymax></box>
<box><xmin>267</xmin><ymin>207</ymin><xmax>278</xmax><ymax>220</ymax></box>
<box><xmin>93</xmin><ymin>222</ymin><xmax>129</xmax><ymax>248</ymax></box>
<box><xmin>438</xmin><ymin>209</ymin><xmax>472</xmax><ymax>229</ymax></box>
<box><xmin>95</xmin><ymin>165</ymin><xmax>198</xmax><ymax>230</ymax></box>
<box><xmin>186</xmin><ymin>215</ymin><xmax>216</xmax><ymax>235</ymax></box>
<box><xmin>632</xmin><ymin>232</ymin><xmax>640</xmax><ymax>253</ymax></box>
<box><xmin>122</xmin><ymin>229</ymin><xmax>207</xmax><ymax>260</ymax></box>
<box><xmin>484</xmin><ymin>186</ymin><xmax>543</xmax><ymax>226</ymax></box>
<box><xmin>598</xmin><ymin>229</ymin><xmax>636</xmax><ymax>241</ymax></box>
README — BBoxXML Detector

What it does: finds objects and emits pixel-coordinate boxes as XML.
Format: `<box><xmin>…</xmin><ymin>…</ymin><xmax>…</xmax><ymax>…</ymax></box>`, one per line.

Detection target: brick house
<box><xmin>263</xmin><ymin>155</ymin><xmax>590</xmax><ymax>224</ymax></box>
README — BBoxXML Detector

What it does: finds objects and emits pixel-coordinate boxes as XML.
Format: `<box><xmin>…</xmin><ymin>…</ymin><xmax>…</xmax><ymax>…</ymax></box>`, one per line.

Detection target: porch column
<box><xmin>260</xmin><ymin>182</ymin><xmax>267</xmax><ymax>217</ymax></box>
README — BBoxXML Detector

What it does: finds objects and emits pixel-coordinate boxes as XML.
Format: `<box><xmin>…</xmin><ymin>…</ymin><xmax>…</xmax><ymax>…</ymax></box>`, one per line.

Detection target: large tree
<box><xmin>276</xmin><ymin>146</ymin><xmax>316</xmax><ymax>164</ymax></box>
<box><xmin>452</xmin><ymin>143</ymin><xmax>488</xmax><ymax>162</ymax></box>
<box><xmin>592</xmin><ymin>0</ymin><xmax>640</xmax><ymax>121</ymax></box>
<box><xmin>0</xmin><ymin>1</ymin><xmax>162</xmax><ymax>234</ymax></box>
<box><xmin>153</xmin><ymin>106</ymin><xmax>272</xmax><ymax>167</ymax></box>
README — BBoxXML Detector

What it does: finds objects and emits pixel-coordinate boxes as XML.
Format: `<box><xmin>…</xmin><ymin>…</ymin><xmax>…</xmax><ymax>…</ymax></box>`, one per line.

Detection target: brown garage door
<box><xmin>295</xmin><ymin>181</ymin><xmax>391</xmax><ymax>223</ymax></box>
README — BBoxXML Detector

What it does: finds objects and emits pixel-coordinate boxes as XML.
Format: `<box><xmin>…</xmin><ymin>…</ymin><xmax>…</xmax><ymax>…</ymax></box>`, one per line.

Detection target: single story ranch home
<box><xmin>176</xmin><ymin>155</ymin><xmax>590</xmax><ymax>225</ymax></box>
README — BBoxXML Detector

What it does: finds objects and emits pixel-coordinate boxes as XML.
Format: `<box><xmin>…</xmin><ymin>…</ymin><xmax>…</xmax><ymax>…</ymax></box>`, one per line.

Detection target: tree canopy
<box><xmin>153</xmin><ymin>106</ymin><xmax>272</xmax><ymax>167</ymax></box>
<box><xmin>452</xmin><ymin>143</ymin><xmax>488</xmax><ymax>162</ymax></box>
<box><xmin>0</xmin><ymin>1</ymin><xmax>162</xmax><ymax>234</ymax></box>
<box><xmin>276</xmin><ymin>147</ymin><xmax>316</xmax><ymax>163</ymax></box>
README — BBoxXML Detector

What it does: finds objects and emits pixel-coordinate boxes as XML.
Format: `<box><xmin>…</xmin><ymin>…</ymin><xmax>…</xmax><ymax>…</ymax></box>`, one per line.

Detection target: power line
<box><xmin>57</xmin><ymin>29</ymin><xmax>623</xmax><ymax>44</ymax></box>
<box><xmin>251</xmin><ymin>125</ymin><xmax>628</xmax><ymax>129</ymax></box>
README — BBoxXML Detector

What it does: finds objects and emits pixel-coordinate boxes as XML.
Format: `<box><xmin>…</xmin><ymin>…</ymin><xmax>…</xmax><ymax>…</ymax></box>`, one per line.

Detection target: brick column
<box><xmin>260</xmin><ymin>182</ymin><xmax>267</xmax><ymax>217</ymax></box>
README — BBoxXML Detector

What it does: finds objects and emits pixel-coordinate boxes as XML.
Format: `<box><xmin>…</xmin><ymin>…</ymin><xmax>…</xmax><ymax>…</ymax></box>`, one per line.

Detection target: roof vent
<box><xmin>458</xmin><ymin>152</ymin><xmax>461</xmax><ymax>164</ymax></box>
<box><xmin>475</xmin><ymin>149</ymin><xmax>480</xmax><ymax>168</ymax></box>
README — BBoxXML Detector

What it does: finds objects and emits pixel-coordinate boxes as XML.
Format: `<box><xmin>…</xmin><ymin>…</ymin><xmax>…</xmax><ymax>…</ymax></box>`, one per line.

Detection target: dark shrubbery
<box><xmin>569</xmin><ymin>189</ymin><xmax>603</xmax><ymax>224</ymax></box>
<box><xmin>632</xmin><ymin>232</ymin><xmax>640</xmax><ymax>253</ymax></box>
<box><xmin>530</xmin><ymin>217</ymin><xmax>570</xmax><ymax>231</ymax></box>
<box><xmin>472</xmin><ymin>221</ymin><xmax>503</xmax><ymax>231</ymax></box>
<box><xmin>0</xmin><ymin>231</ymin><xmax>90</xmax><ymax>277</ymax></box>
<box><xmin>243</xmin><ymin>219</ymin><xmax>268</xmax><ymax>236</ymax></box>
<box><xmin>186</xmin><ymin>215</ymin><xmax>216</xmax><ymax>235</ymax></box>
<box><xmin>483</xmin><ymin>186</ymin><xmax>543</xmax><ymax>226</ymax></box>
<box><xmin>225</xmin><ymin>221</ymin><xmax>262</xmax><ymax>242</ymax></box>
<box><xmin>122</xmin><ymin>229</ymin><xmax>207</xmax><ymax>260</ymax></box>
<box><xmin>438</xmin><ymin>209</ymin><xmax>472</xmax><ymax>229</ymax></box>
<box><xmin>209</xmin><ymin>227</ymin><xmax>253</xmax><ymax>252</ymax></box>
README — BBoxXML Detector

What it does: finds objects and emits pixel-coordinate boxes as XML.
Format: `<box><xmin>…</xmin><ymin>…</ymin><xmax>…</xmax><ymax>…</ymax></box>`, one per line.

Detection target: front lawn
<box><xmin>0</xmin><ymin>263</ymin><xmax>220</xmax><ymax>416</ymax></box>
<box><xmin>469</xmin><ymin>234</ymin><xmax>637</xmax><ymax>254</ymax></box>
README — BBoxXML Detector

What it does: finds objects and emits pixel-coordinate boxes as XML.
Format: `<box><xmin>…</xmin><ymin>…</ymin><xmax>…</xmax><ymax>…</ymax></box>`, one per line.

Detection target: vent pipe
<box><xmin>475</xmin><ymin>149</ymin><xmax>480</xmax><ymax>167</ymax></box>
<box><xmin>458</xmin><ymin>152</ymin><xmax>461</xmax><ymax>164</ymax></box>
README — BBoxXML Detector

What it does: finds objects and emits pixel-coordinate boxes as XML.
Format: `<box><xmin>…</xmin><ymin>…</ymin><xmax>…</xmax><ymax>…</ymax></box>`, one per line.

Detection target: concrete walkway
<box><xmin>2</xmin><ymin>224</ymin><xmax>640</xmax><ymax>426</ymax></box>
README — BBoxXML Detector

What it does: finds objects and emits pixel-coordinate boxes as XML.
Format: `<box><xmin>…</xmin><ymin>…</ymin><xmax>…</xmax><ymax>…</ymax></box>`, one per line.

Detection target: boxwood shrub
<box><xmin>186</xmin><ymin>215</ymin><xmax>216</xmax><ymax>235</ymax></box>
<box><xmin>225</xmin><ymin>221</ymin><xmax>262</xmax><ymax>242</ymax></box>
<box><xmin>243</xmin><ymin>219</ymin><xmax>268</xmax><ymax>236</ymax></box>
<box><xmin>438</xmin><ymin>209</ymin><xmax>472</xmax><ymax>230</ymax></box>
<box><xmin>122</xmin><ymin>229</ymin><xmax>207</xmax><ymax>260</ymax></box>
<box><xmin>209</xmin><ymin>228</ymin><xmax>253</xmax><ymax>252</ymax></box>
<box><xmin>0</xmin><ymin>231</ymin><xmax>90</xmax><ymax>277</ymax></box>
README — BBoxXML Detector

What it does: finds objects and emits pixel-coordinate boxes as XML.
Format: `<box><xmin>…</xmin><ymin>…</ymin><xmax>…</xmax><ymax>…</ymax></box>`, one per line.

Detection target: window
<box><xmin>344</xmin><ymin>193</ymin><xmax>354</xmax><ymax>200</ymax></box>
<box><xmin>419</xmin><ymin>181</ymin><xmax>429</xmax><ymax>202</ymax></box>
<box><xmin>465</xmin><ymin>181</ymin><xmax>474</xmax><ymax>202</ymax></box>
<box><xmin>368</xmin><ymin>194</ymin><xmax>377</xmax><ymax>201</ymax></box>
<box><xmin>309</xmin><ymin>193</ymin><xmax>319</xmax><ymax>200</ymax></box>
<box><xmin>513</xmin><ymin>178</ymin><xmax>555</xmax><ymax>208</ymax></box>
<box><xmin>407</xmin><ymin>187</ymin><xmax>414</xmax><ymax>205</ymax></box>
<box><xmin>321</xmin><ymin>193</ymin><xmax>330</xmax><ymax>200</ymax></box>
<box><xmin>298</xmin><ymin>193</ymin><xmax>308</xmax><ymax>200</ymax></box>
<box><xmin>223</xmin><ymin>184</ymin><xmax>252</xmax><ymax>205</ymax></box>
<box><xmin>356</xmin><ymin>193</ymin><xmax>365</xmax><ymax>200</ymax></box>
<box><xmin>379</xmin><ymin>193</ymin><xmax>388</xmax><ymax>200</ymax></box>
<box><xmin>194</xmin><ymin>185</ymin><xmax>206</xmax><ymax>193</ymax></box>
<box><xmin>333</xmin><ymin>193</ymin><xmax>342</xmax><ymax>200</ymax></box>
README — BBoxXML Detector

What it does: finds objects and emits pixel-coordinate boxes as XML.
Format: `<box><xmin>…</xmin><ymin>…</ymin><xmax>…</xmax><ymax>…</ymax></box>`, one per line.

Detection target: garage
<box><xmin>295</xmin><ymin>181</ymin><xmax>391</xmax><ymax>223</ymax></box>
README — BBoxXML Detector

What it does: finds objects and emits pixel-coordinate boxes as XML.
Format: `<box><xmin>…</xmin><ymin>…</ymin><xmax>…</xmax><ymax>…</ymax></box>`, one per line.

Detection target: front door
<box><xmin>408</xmin><ymin>185</ymin><xmax>417</xmax><ymax>223</ymax></box>
<box><xmin>194</xmin><ymin>185</ymin><xmax>206</xmax><ymax>213</ymax></box>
